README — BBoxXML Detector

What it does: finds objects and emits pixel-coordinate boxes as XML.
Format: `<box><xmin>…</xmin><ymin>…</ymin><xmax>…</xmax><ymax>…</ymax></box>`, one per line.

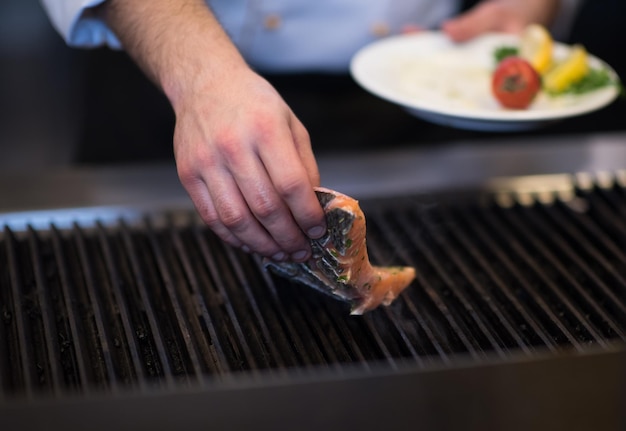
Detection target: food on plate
<box><xmin>491</xmin><ymin>56</ymin><xmax>541</xmax><ymax>109</ymax></box>
<box><xmin>543</xmin><ymin>44</ymin><xmax>589</xmax><ymax>93</ymax></box>
<box><xmin>492</xmin><ymin>23</ymin><xmax>620</xmax><ymax>107</ymax></box>
<box><xmin>519</xmin><ymin>23</ymin><xmax>554</xmax><ymax>74</ymax></box>
<box><xmin>264</xmin><ymin>187</ymin><xmax>416</xmax><ymax>315</ymax></box>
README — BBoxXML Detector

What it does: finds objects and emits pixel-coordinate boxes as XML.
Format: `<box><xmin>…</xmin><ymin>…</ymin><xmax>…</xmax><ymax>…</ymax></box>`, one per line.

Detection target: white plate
<box><xmin>350</xmin><ymin>32</ymin><xmax>620</xmax><ymax>132</ymax></box>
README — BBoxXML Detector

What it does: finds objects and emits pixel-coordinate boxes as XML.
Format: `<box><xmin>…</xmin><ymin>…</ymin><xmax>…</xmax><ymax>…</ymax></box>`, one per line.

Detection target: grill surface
<box><xmin>1</xmin><ymin>172</ymin><xmax>625</xmax><ymax>402</ymax></box>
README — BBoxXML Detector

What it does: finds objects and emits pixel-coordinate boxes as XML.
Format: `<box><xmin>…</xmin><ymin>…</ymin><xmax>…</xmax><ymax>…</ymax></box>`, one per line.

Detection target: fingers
<box><xmin>226</xmin><ymin>112</ymin><xmax>326</xmax><ymax>260</ymax></box>
<box><xmin>289</xmin><ymin>114</ymin><xmax>320</xmax><ymax>188</ymax></box>
<box><xmin>177</xmin><ymin>106</ymin><xmax>324</xmax><ymax>262</ymax></box>
<box><xmin>173</xmin><ymin>68</ymin><xmax>327</xmax><ymax>262</ymax></box>
<box><xmin>441</xmin><ymin>2</ymin><xmax>525</xmax><ymax>43</ymax></box>
<box><xmin>441</xmin><ymin>5</ymin><xmax>497</xmax><ymax>42</ymax></box>
<box><xmin>400</xmin><ymin>24</ymin><xmax>425</xmax><ymax>35</ymax></box>
<box><xmin>182</xmin><ymin>176</ymin><xmax>243</xmax><ymax>248</ymax></box>
<box><xmin>258</xmin><ymin>112</ymin><xmax>327</xmax><ymax>239</ymax></box>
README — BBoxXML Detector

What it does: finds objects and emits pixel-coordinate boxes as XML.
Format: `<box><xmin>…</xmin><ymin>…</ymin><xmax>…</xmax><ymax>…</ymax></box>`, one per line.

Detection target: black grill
<box><xmin>1</xmin><ymin>174</ymin><xmax>626</xmax><ymax>401</ymax></box>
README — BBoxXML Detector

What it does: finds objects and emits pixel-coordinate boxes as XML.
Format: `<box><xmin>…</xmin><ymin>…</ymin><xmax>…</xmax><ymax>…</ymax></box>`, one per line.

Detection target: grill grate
<box><xmin>1</xmin><ymin>175</ymin><xmax>625</xmax><ymax>399</ymax></box>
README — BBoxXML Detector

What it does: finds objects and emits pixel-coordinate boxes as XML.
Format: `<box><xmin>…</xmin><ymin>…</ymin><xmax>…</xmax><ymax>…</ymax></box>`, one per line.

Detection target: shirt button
<box><xmin>264</xmin><ymin>14</ymin><xmax>282</xmax><ymax>30</ymax></box>
<box><xmin>370</xmin><ymin>22</ymin><xmax>390</xmax><ymax>37</ymax></box>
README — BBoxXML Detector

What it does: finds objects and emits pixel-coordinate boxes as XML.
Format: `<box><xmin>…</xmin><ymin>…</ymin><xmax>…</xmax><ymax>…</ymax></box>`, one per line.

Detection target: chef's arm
<box><xmin>443</xmin><ymin>0</ymin><xmax>583</xmax><ymax>42</ymax></box>
<box><xmin>68</xmin><ymin>0</ymin><xmax>327</xmax><ymax>262</ymax></box>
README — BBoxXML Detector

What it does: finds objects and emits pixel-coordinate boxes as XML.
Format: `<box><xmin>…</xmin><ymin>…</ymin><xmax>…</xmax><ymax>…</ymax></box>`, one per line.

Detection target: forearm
<box><xmin>492</xmin><ymin>0</ymin><xmax>561</xmax><ymax>28</ymax></box>
<box><xmin>97</xmin><ymin>0</ymin><xmax>247</xmax><ymax>111</ymax></box>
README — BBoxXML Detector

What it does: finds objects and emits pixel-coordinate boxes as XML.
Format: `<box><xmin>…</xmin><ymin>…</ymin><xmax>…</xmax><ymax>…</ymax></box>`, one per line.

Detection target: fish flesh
<box><xmin>264</xmin><ymin>187</ymin><xmax>416</xmax><ymax>315</ymax></box>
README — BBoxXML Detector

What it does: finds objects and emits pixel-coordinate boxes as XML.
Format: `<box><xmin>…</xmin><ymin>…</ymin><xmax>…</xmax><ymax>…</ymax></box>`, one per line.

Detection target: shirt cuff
<box><xmin>40</xmin><ymin>0</ymin><xmax>122</xmax><ymax>48</ymax></box>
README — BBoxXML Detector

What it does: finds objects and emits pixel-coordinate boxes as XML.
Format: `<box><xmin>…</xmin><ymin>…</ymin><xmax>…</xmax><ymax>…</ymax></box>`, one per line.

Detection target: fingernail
<box><xmin>272</xmin><ymin>252</ymin><xmax>287</xmax><ymax>261</ymax></box>
<box><xmin>307</xmin><ymin>226</ymin><xmax>325</xmax><ymax>238</ymax></box>
<box><xmin>291</xmin><ymin>250</ymin><xmax>309</xmax><ymax>261</ymax></box>
<box><xmin>241</xmin><ymin>245</ymin><xmax>251</xmax><ymax>253</ymax></box>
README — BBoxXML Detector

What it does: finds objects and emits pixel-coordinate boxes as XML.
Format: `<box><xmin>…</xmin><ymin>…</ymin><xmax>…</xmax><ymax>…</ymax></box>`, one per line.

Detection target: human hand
<box><xmin>173</xmin><ymin>64</ymin><xmax>326</xmax><ymax>262</ymax></box>
<box><xmin>99</xmin><ymin>0</ymin><xmax>327</xmax><ymax>262</ymax></box>
<box><xmin>442</xmin><ymin>0</ymin><xmax>560</xmax><ymax>42</ymax></box>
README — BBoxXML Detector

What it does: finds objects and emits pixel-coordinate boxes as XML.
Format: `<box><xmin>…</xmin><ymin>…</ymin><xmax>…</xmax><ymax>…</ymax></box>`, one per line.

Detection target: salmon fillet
<box><xmin>264</xmin><ymin>187</ymin><xmax>416</xmax><ymax>315</ymax></box>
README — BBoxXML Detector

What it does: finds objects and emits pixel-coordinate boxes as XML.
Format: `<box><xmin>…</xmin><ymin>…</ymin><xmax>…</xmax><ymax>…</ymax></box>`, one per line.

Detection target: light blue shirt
<box><xmin>39</xmin><ymin>0</ymin><xmax>581</xmax><ymax>73</ymax></box>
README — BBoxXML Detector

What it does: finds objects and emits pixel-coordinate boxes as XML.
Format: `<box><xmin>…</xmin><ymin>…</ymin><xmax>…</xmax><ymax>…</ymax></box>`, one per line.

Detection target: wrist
<box><xmin>99</xmin><ymin>0</ymin><xmax>247</xmax><ymax>113</ymax></box>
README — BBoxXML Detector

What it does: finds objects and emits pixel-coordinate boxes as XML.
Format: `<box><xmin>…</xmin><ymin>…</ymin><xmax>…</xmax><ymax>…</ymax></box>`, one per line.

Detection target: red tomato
<box><xmin>492</xmin><ymin>57</ymin><xmax>541</xmax><ymax>109</ymax></box>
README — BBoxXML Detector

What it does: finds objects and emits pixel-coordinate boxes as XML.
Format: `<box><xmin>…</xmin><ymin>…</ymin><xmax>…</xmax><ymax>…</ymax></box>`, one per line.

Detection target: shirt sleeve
<box><xmin>40</xmin><ymin>0</ymin><xmax>122</xmax><ymax>48</ymax></box>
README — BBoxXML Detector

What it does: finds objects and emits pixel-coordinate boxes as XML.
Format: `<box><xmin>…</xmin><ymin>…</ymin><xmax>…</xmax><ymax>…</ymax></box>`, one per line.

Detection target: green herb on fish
<box><xmin>337</xmin><ymin>275</ymin><xmax>349</xmax><ymax>283</ymax></box>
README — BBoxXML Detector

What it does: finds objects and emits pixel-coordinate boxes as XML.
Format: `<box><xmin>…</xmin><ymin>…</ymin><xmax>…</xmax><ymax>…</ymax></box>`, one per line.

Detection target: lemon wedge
<box><xmin>519</xmin><ymin>24</ymin><xmax>553</xmax><ymax>74</ymax></box>
<box><xmin>543</xmin><ymin>44</ymin><xmax>590</xmax><ymax>93</ymax></box>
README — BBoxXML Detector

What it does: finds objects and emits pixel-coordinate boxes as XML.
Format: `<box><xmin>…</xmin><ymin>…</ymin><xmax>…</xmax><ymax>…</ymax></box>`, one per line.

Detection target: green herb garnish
<box><xmin>547</xmin><ymin>67</ymin><xmax>620</xmax><ymax>96</ymax></box>
<box><xmin>494</xmin><ymin>45</ymin><xmax>519</xmax><ymax>64</ymax></box>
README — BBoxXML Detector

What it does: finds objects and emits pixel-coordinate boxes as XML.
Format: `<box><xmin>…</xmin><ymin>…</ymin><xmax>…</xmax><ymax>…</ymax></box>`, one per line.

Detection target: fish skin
<box><xmin>264</xmin><ymin>187</ymin><xmax>416</xmax><ymax>314</ymax></box>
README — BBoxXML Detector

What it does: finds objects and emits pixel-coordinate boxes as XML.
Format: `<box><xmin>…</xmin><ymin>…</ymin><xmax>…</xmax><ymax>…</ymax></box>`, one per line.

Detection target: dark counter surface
<box><xmin>1</xmin><ymin>131</ymin><xmax>625</xmax><ymax>218</ymax></box>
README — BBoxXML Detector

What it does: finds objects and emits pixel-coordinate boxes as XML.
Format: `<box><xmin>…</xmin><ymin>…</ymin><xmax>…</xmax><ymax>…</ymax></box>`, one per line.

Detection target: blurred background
<box><xmin>1</xmin><ymin>0</ymin><xmax>624</xmax><ymax>174</ymax></box>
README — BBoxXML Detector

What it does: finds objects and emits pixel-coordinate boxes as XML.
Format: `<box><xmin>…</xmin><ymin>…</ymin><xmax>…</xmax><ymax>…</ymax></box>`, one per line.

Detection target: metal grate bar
<box><xmin>547</xmin><ymin>201</ymin><xmax>626</xmax><ymax>307</ymax></box>
<box><xmin>441</xmin><ymin>206</ymin><xmax>559</xmax><ymax>352</ymax></box>
<box><xmin>501</xmin><ymin>208</ymin><xmax>610</xmax><ymax>346</ymax></box>
<box><xmin>464</xmin><ymin>205</ymin><xmax>585</xmax><ymax>349</ymax></box>
<box><xmin>366</xmin><ymin>209</ymin><xmax>480</xmax><ymax>360</ymax></box>
<box><xmin>579</xmin><ymin>187</ymin><xmax>626</xmax><ymax>237</ymax></box>
<box><xmin>26</xmin><ymin>227</ymin><xmax>64</xmax><ymax>395</ymax></box>
<box><xmin>560</xmin><ymin>198</ymin><xmax>626</xmax><ymax>268</ymax></box>
<box><xmin>117</xmin><ymin>221</ymin><xmax>178</xmax><ymax>387</ymax></box>
<box><xmin>478</xmin><ymin>206</ymin><xmax>595</xmax><ymax>348</ymax></box>
<box><xmin>95</xmin><ymin>222</ymin><xmax>150</xmax><ymax>390</ymax></box>
<box><xmin>288</xmin><ymin>286</ymin><xmax>347</xmax><ymax>370</ymax></box>
<box><xmin>256</xmin><ymin>258</ymin><xmax>330</xmax><ymax>368</ymax></box>
<box><xmin>185</xmin><ymin>226</ymin><xmax>260</xmax><ymax>373</ymax></box>
<box><xmin>390</xmin><ymin>210</ymin><xmax>488</xmax><ymax>359</ymax></box>
<box><xmin>49</xmin><ymin>226</ymin><xmax>92</xmax><ymax>393</ymax></box>
<box><xmin>168</xmin><ymin>220</ymin><xmax>231</xmax><ymax>377</ymax></box>
<box><xmin>522</xmin><ymin>205</ymin><xmax>626</xmax><ymax>340</ymax></box>
<box><xmin>241</xmin><ymin>252</ymin><xmax>331</xmax><ymax>370</ymax></box>
<box><xmin>396</xmin><ymin>294</ymin><xmax>452</xmax><ymax>364</ymax></box>
<box><xmin>71</xmin><ymin>224</ymin><xmax>120</xmax><ymax>391</ymax></box>
<box><xmin>0</xmin><ymin>234</ymin><xmax>7</xmax><ymax>400</ymax></box>
<box><xmin>168</xmin><ymin>221</ymin><xmax>229</xmax><ymax>378</ymax></box>
<box><xmin>3</xmin><ymin>227</ymin><xmax>35</xmax><ymax>396</ymax></box>
<box><xmin>365</xmin><ymin>222</ymin><xmax>427</xmax><ymax>367</ymax></box>
<box><xmin>221</xmin><ymin>247</ymin><xmax>290</xmax><ymax>371</ymax></box>
<box><xmin>219</xmin><ymin>245</ymin><xmax>285</xmax><ymax>371</ymax></box>
<box><xmin>235</xmin><ymin>254</ymin><xmax>309</xmax><ymax>370</ymax></box>
<box><xmin>143</xmin><ymin>219</ymin><xmax>207</xmax><ymax>380</ymax></box>
<box><xmin>362</xmin><ymin>211</ymin><xmax>456</xmax><ymax>362</ymax></box>
<box><xmin>317</xmin><ymin>300</ymin><xmax>373</xmax><ymax>370</ymax></box>
<box><xmin>416</xmin><ymin>209</ymin><xmax>531</xmax><ymax>355</ymax></box>
<box><xmin>217</xmin><ymin>228</ymin><xmax>364</xmax><ymax>371</ymax></box>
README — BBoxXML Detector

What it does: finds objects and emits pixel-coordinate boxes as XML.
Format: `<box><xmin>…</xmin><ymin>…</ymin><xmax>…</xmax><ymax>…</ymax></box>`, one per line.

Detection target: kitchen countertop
<box><xmin>1</xmin><ymin>131</ymin><xmax>625</xmax><ymax>226</ymax></box>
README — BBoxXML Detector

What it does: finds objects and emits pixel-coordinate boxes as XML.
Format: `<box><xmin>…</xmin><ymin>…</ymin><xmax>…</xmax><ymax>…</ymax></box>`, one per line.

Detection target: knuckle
<box><xmin>214</xmin><ymin>129</ymin><xmax>245</xmax><ymax>165</ymax></box>
<box><xmin>220</xmin><ymin>208</ymin><xmax>247</xmax><ymax>231</ymax></box>
<box><xmin>176</xmin><ymin>162</ymin><xmax>198</xmax><ymax>189</ymax></box>
<box><xmin>250</xmin><ymin>193</ymin><xmax>282</xmax><ymax>220</ymax></box>
<box><xmin>196</xmin><ymin>203</ymin><xmax>219</xmax><ymax>227</ymax></box>
<box><xmin>275</xmin><ymin>175</ymin><xmax>307</xmax><ymax>200</ymax></box>
<box><xmin>214</xmin><ymin>198</ymin><xmax>247</xmax><ymax>230</ymax></box>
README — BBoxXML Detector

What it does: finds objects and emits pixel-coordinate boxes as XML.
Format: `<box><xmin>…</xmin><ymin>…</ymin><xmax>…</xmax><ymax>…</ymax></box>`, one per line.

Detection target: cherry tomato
<box><xmin>492</xmin><ymin>57</ymin><xmax>541</xmax><ymax>109</ymax></box>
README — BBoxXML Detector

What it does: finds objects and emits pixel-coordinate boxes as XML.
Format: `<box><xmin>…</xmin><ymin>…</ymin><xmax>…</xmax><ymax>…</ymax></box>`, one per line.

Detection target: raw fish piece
<box><xmin>265</xmin><ymin>187</ymin><xmax>415</xmax><ymax>314</ymax></box>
